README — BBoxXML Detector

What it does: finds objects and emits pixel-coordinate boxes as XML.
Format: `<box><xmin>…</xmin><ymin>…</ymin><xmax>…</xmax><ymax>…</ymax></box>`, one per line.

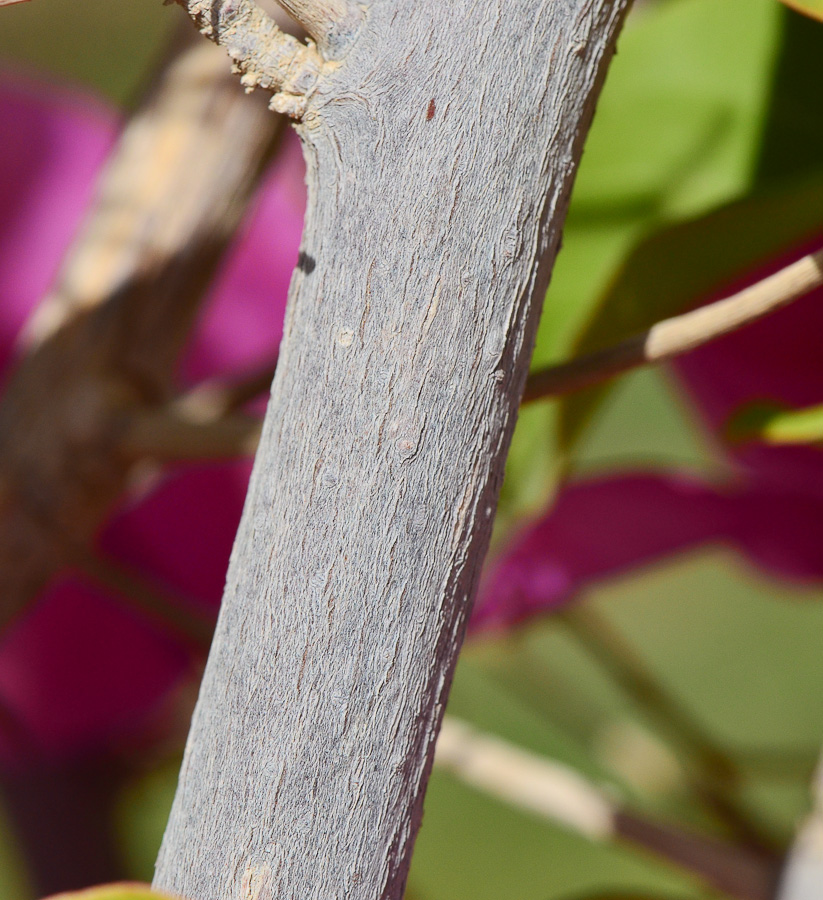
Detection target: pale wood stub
<box><xmin>154</xmin><ymin>2</ymin><xmax>630</xmax><ymax>898</ymax></box>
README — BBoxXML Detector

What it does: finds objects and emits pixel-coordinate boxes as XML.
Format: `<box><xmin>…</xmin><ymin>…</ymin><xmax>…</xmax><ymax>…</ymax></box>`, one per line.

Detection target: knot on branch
<box><xmin>176</xmin><ymin>0</ymin><xmax>355</xmax><ymax>118</ymax></box>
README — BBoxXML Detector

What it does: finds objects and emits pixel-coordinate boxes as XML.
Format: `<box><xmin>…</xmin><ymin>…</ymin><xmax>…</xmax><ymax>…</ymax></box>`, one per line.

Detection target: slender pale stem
<box><xmin>776</xmin><ymin>758</ymin><xmax>823</xmax><ymax>899</ymax></box>
<box><xmin>436</xmin><ymin>718</ymin><xmax>779</xmax><ymax>900</ymax></box>
<box><xmin>436</xmin><ymin>717</ymin><xmax>614</xmax><ymax>839</ymax></box>
<box><xmin>173</xmin><ymin>248</ymin><xmax>823</xmax><ymax>426</ymax></box>
<box><xmin>524</xmin><ymin>248</ymin><xmax>823</xmax><ymax>402</ymax></box>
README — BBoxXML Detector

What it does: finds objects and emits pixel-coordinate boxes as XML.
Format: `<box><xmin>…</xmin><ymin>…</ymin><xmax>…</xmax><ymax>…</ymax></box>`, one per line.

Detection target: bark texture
<box><xmin>154</xmin><ymin>2</ymin><xmax>630</xmax><ymax>899</ymax></box>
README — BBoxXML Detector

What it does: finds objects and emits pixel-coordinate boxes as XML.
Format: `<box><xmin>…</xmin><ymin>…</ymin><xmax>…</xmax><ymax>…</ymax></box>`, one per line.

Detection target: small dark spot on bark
<box><xmin>297</xmin><ymin>251</ymin><xmax>316</xmax><ymax>274</ymax></box>
<box><xmin>426</xmin><ymin>99</ymin><xmax>436</xmax><ymax>121</ymax></box>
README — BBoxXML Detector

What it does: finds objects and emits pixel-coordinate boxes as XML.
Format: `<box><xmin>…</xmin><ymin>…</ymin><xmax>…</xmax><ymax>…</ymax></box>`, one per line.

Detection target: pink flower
<box><xmin>0</xmin><ymin>72</ymin><xmax>305</xmax><ymax>764</ymax></box>
<box><xmin>472</xmin><ymin>242</ymin><xmax>823</xmax><ymax>631</ymax></box>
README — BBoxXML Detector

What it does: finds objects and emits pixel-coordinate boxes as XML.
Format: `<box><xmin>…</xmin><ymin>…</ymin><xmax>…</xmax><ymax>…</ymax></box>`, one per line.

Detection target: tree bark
<box><xmin>154</xmin><ymin>2</ymin><xmax>631</xmax><ymax>899</ymax></box>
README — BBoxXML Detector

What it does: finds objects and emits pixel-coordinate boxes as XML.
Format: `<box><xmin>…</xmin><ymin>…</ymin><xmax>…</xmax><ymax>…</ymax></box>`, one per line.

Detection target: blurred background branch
<box><xmin>524</xmin><ymin>249</ymin><xmax>823</xmax><ymax>403</ymax></box>
<box><xmin>0</xmin><ymin>17</ymin><xmax>285</xmax><ymax>895</ymax></box>
<box><xmin>436</xmin><ymin>718</ymin><xmax>779</xmax><ymax>900</ymax></box>
<box><xmin>0</xmin><ymin>21</ymin><xmax>281</xmax><ymax>631</ymax></box>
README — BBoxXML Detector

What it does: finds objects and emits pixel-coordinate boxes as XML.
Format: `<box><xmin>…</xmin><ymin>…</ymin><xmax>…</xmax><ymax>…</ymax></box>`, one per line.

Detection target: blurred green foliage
<box><xmin>1</xmin><ymin>2</ymin><xmax>823</xmax><ymax>900</ymax></box>
<box><xmin>500</xmin><ymin>0</ymin><xmax>783</xmax><ymax>519</ymax></box>
<box><xmin>551</xmin><ymin>5</ymin><xmax>823</xmax><ymax>452</ymax></box>
<box><xmin>727</xmin><ymin>399</ymin><xmax>823</xmax><ymax>446</ymax></box>
<box><xmin>0</xmin><ymin>0</ymin><xmax>172</xmax><ymax>106</ymax></box>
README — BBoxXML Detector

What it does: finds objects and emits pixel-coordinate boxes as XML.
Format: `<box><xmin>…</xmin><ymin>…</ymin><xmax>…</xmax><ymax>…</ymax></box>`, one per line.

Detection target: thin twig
<box><xmin>70</xmin><ymin>545</ymin><xmax>215</xmax><ymax>651</ymax></box>
<box><xmin>436</xmin><ymin>717</ymin><xmax>614</xmax><ymax>839</ymax></box>
<box><xmin>114</xmin><ymin>364</ymin><xmax>276</xmax><ymax>462</ymax></box>
<box><xmin>176</xmin><ymin>361</ymin><xmax>278</xmax><ymax>419</ymax></box>
<box><xmin>0</xmin><ymin>691</ymin><xmax>38</xmax><ymax>760</ymax></box>
<box><xmin>524</xmin><ymin>248</ymin><xmax>823</xmax><ymax>403</ymax></box>
<box><xmin>436</xmin><ymin>718</ymin><xmax>779</xmax><ymax>900</ymax></box>
<box><xmin>168</xmin><ymin>247</ymin><xmax>823</xmax><ymax>433</ymax></box>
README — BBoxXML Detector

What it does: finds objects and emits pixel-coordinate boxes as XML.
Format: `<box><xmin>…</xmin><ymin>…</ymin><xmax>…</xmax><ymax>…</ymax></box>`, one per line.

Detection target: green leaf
<box><xmin>554</xmin><ymin>170</ymin><xmax>823</xmax><ymax>451</ymax></box>
<box><xmin>727</xmin><ymin>401</ymin><xmax>823</xmax><ymax>445</ymax></box>
<box><xmin>44</xmin><ymin>884</ymin><xmax>179</xmax><ymax>900</ymax></box>
<box><xmin>781</xmin><ymin>0</ymin><xmax>823</xmax><ymax>22</ymax></box>
<box><xmin>533</xmin><ymin>0</ymin><xmax>781</xmax><ymax>370</ymax></box>
<box><xmin>499</xmin><ymin>0</ymin><xmax>781</xmax><ymax>524</ymax></box>
<box><xmin>545</xmin><ymin>3</ymin><xmax>823</xmax><ymax>457</ymax></box>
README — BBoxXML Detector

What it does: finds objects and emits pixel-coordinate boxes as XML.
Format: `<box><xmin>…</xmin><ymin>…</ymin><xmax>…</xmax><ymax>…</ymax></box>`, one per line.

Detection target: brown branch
<box><xmin>118</xmin><ymin>407</ymin><xmax>262</xmax><ymax>461</ymax></box>
<box><xmin>0</xmin><ymin>25</ymin><xmax>282</xmax><ymax>634</ymax></box>
<box><xmin>524</xmin><ymin>248</ymin><xmax>823</xmax><ymax>403</ymax></box>
<box><xmin>436</xmin><ymin>718</ymin><xmax>779</xmax><ymax>900</ymax></box>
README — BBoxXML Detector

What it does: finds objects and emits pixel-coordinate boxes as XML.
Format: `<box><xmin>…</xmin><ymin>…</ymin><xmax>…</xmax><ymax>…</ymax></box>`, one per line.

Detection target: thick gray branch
<box><xmin>154</xmin><ymin>3</ymin><xmax>631</xmax><ymax>899</ymax></box>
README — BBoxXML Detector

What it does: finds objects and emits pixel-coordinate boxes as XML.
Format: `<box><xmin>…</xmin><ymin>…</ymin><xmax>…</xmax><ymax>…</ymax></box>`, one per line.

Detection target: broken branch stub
<box><xmin>154</xmin><ymin>3</ymin><xmax>631</xmax><ymax>900</ymax></box>
<box><xmin>175</xmin><ymin>0</ymin><xmax>324</xmax><ymax>117</ymax></box>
